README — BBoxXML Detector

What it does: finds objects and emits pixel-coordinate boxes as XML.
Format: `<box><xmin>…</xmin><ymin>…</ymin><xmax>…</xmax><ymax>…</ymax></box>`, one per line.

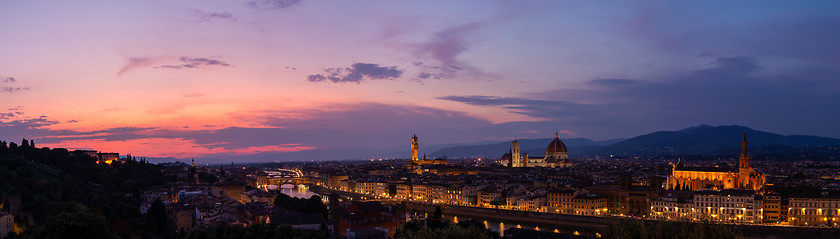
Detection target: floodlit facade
<box><xmin>667</xmin><ymin>134</ymin><xmax>766</xmax><ymax>191</ymax></box>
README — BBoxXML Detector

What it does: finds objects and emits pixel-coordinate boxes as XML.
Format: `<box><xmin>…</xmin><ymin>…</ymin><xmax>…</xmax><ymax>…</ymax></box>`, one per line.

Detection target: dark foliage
<box><xmin>393</xmin><ymin>219</ymin><xmax>500</xmax><ymax>239</ymax></box>
<box><xmin>0</xmin><ymin>139</ymin><xmax>169</xmax><ymax>238</ymax></box>
<box><xmin>604</xmin><ymin>218</ymin><xmax>737</xmax><ymax>239</ymax></box>
<box><xmin>273</xmin><ymin>193</ymin><xmax>328</xmax><ymax>218</ymax></box>
<box><xmin>174</xmin><ymin>223</ymin><xmax>329</xmax><ymax>239</ymax></box>
<box><xmin>21</xmin><ymin>211</ymin><xmax>119</xmax><ymax>239</ymax></box>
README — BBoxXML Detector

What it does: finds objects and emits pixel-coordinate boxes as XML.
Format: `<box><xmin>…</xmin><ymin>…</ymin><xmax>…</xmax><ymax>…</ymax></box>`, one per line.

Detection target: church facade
<box><xmin>507</xmin><ymin>132</ymin><xmax>573</xmax><ymax>168</ymax></box>
<box><xmin>666</xmin><ymin>133</ymin><xmax>766</xmax><ymax>191</ymax></box>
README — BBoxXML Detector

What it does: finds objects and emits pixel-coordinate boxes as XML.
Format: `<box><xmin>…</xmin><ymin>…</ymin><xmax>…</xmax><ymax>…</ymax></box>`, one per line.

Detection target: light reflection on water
<box><xmin>447</xmin><ymin>215</ymin><xmax>549</xmax><ymax>237</ymax></box>
<box><xmin>278</xmin><ymin>184</ymin><xmax>316</xmax><ymax>199</ymax></box>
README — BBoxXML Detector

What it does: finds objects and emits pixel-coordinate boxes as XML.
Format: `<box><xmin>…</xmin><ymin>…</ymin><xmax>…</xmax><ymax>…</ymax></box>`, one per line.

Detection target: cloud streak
<box><xmin>0</xmin><ymin>76</ymin><xmax>31</xmax><ymax>93</ymax></box>
<box><xmin>187</xmin><ymin>10</ymin><xmax>237</xmax><ymax>23</ymax></box>
<box><xmin>307</xmin><ymin>63</ymin><xmax>403</xmax><ymax>84</ymax></box>
<box><xmin>118</xmin><ymin>56</ymin><xmax>233</xmax><ymax>75</ymax></box>
<box><xmin>2</xmin><ymin>103</ymin><xmax>502</xmax><ymax>161</ymax></box>
<box><xmin>246</xmin><ymin>0</ymin><xmax>302</xmax><ymax>10</ymax></box>
<box><xmin>441</xmin><ymin>56</ymin><xmax>840</xmax><ymax>139</ymax></box>
<box><xmin>156</xmin><ymin>57</ymin><xmax>232</xmax><ymax>69</ymax></box>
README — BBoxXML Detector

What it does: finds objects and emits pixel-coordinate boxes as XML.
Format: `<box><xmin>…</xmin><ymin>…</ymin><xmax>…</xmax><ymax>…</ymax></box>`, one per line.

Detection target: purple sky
<box><xmin>2</xmin><ymin>1</ymin><xmax>840</xmax><ymax>163</ymax></box>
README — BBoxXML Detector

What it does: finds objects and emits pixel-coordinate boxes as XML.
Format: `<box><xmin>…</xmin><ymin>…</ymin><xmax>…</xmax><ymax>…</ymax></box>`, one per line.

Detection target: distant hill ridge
<box><xmin>428</xmin><ymin>137</ymin><xmax>622</xmax><ymax>158</ymax></box>
<box><xmin>429</xmin><ymin>125</ymin><xmax>840</xmax><ymax>158</ymax></box>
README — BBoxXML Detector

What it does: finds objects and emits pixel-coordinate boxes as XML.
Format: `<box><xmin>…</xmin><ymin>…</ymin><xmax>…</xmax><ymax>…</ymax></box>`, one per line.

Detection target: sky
<box><xmin>2</xmin><ymin>1</ymin><xmax>840</xmax><ymax>163</ymax></box>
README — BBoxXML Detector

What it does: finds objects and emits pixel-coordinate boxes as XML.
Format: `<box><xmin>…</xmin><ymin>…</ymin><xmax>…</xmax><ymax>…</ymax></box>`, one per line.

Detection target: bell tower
<box><xmin>511</xmin><ymin>140</ymin><xmax>521</xmax><ymax>167</ymax></box>
<box><xmin>411</xmin><ymin>134</ymin><xmax>419</xmax><ymax>161</ymax></box>
<box><xmin>739</xmin><ymin>132</ymin><xmax>750</xmax><ymax>170</ymax></box>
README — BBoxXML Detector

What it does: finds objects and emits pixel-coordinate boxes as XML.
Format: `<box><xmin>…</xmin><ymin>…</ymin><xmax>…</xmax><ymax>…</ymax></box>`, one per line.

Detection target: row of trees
<box><xmin>0</xmin><ymin>139</ymin><xmax>35</xmax><ymax>155</ymax></box>
<box><xmin>0</xmin><ymin>138</ymin><xmax>170</xmax><ymax>238</ymax></box>
<box><xmin>393</xmin><ymin>219</ymin><xmax>500</xmax><ymax>239</ymax></box>
<box><xmin>604</xmin><ymin>218</ymin><xmax>737</xmax><ymax>239</ymax></box>
<box><xmin>172</xmin><ymin>223</ymin><xmax>330</xmax><ymax>239</ymax></box>
<box><xmin>272</xmin><ymin>193</ymin><xmax>328</xmax><ymax>218</ymax></box>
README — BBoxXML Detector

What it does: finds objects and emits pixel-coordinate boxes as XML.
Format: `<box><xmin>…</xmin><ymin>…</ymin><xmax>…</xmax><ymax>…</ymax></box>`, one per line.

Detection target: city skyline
<box><xmin>2</xmin><ymin>1</ymin><xmax>840</xmax><ymax>162</ymax></box>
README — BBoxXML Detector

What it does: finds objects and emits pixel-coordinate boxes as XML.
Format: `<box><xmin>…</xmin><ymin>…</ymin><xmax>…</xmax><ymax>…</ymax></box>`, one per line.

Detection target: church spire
<box><xmin>555</xmin><ymin>131</ymin><xmax>559</xmax><ymax>138</ymax></box>
<box><xmin>739</xmin><ymin>132</ymin><xmax>750</xmax><ymax>169</ymax></box>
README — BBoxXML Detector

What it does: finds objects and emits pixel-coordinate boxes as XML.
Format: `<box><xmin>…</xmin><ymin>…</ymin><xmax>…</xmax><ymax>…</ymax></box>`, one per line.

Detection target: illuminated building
<box><xmin>762</xmin><ymin>194</ymin><xmax>781</xmax><ymax>223</ymax></box>
<box><xmin>405</xmin><ymin>135</ymin><xmax>447</xmax><ymax>171</ymax></box>
<box><xmin>0</xmin><ymin>211</ymin><xmax>13</xmax><ymax>238</ymax></box>
<box><xmin>411</xmin><ymin>134</ymin><xmax>419</xmax><ymax>161</ymax></box>
<box><xmin>509</xmin><ymin>132</ymin><xmax>573</xmax><ymax>168</ymax></box>
<box><xmin>395</xmin><ymin>183</ymin><xmax>412</xmax><ymax>200</ymax></box>
<box><xmin>411</xmin><ymin>183</ymin><xmax>429</xmax><ymax>202</ymax></box>
<box><xmin>692</xmin><ymin>190</ymin><xmax>762</xmax><ymax>223</ymax></box>
<box><xmin>666</xmin><ymin>133</ymin><xmax>766</xmax><ymax>191</ymax></box>
<box><xmin>572</xmin><ymin>194</ymin><xmax>609</xmax><ymax>216</ymax></box>
<box><xmin>586</xmin><ymin>176</ymin><xmax>663</xmax><ymax>217</ymax></box>
<box><xmin>478</xmin><ymin>187</ymin><xmax>504</xmax><ymax>208</ymax></box>
<box><xmin>547</xmin><ymin>189</ymin><xmax>577</xmax><ymax>214</ymax></box>
<box><xmin>651</xmin><ymin>193</ymin><xmax>694</xmax><ymax>221</ymax></box>
<box><xmin>74</xmin><ymin>149</ymin><xmax>119</xmax><ymax>165</ymax></box>
<box><xmin>788</xmin><ymin>197</ymin><xmax>840</xmax><ymax>226</ymax></box>
<box><xmin>97</xmin><ymin>152</ymin><xmax>119</xmax><ymax>164</ymax></box>
<box><xmin>335</xmin><ymin>201</ymin><xmax>405</xmax><ymax>238</ymax></box>
<box><xmin>546</xmin><ymin>189</ymin><xmax>608</xmax><ymax>216</ymax></box>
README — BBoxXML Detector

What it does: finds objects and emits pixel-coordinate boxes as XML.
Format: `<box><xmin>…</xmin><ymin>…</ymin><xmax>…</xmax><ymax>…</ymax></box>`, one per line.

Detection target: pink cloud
<box><xmin>38</xmin><ymin>137</ymin><xmax>313</xmax><ymax>158</ymax></box>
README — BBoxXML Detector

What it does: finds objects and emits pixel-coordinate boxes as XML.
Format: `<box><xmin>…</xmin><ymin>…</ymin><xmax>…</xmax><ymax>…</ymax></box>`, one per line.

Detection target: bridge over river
<box><xmin>263</xmin><ymin>168</ymin><xmax>311</xmax><ymax>188</ymax></box>
<box><xmin>406</xmin><ymin>202</ymin><xmax>840</xmax><ymax>239</ymax></box>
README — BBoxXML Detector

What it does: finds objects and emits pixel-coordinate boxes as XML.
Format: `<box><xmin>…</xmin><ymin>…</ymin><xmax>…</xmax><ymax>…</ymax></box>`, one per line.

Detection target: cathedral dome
<box><xmin>546</xmin><ymin>132</ymin><xmax>568</xmax><ymax>154</ymax></box>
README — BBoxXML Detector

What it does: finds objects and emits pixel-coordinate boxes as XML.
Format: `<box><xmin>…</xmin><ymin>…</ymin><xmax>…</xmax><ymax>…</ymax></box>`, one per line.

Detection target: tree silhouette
<box><xmin>147</xmin><ymin>198</ymin><xmax>167</xmax><ymax>234</ymax></box>
<box><xmin>24</xmin><ymin>211</ymin><xmax>119</xmax><ymax>239</ymax></box>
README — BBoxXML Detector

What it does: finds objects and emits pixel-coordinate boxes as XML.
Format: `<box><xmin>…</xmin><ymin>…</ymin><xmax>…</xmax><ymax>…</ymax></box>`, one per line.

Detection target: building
<box><xmin>395</xmin><ymin>183</ymin><xmax>412</xmax><ymax>200</ymax></box>
<box><xmin>478</xmin><ymin>187</ymin><xmax>504</xmax><ymax>208</ymax></box>
<box><xmin>586</xmin><ymin>176</ymin><xmax>663</xmax><ymax>216</ymax></box>
<box><xmin>692</xmin><ymin>190</ymin><xmax>762</xmax><ymax>224</ymax></box>
<box><xmin>411</xmin><ymin>134</ymin><xmax>419</xmax><ymax>161</ymax></box>
<box><xmin>0</xmin><ymin>211</ymin><xmax>13</xmax><ymax>238</ymax></box>
<box><xmin>651</xmin><ymin>193</ymin><xmax>694</xmax><ymax>221</ymax></box>
<box><xmin>788</xmin><ymin>196</ymin><xmax>840</xmax><ymax>226</ymax></box>
<box><xmin>406</xmin><ymin>135</ymin><xmax>447</xmax><ymax>169</ymax></box>
<box><xmin>335</xmin><ymin>201</ymin><xmax>405</xmax><ymax>238</ymax></box>
<box><xmin>416</xmin><ymin>164</ymin><xmax>473</xmax><ymax>176</ymax></box>
<box><xmin>411</xmin><ymin>184</ymin><xmax>429</xmax><ymax>202</ymax></box>
<box><xmin>328</xmin><ymin>175</ymin><xmax>349</xmax><ymax>189</ymax></box>
<box><xmin>97</xmin><ymin>152</ymin><xmax>119</xmax><ymax>165</ymax></box>
<box><xmin>547</xmin><ymin>189</ymin><xmax>578</xmax><ymax>214</ymax></box>
<box><xmin>509</xmin><ymin>132</ymin><xmax>572</xmax><ymax>168</ymax></box>
<box><xmin>763</xmin><ymin>194</ymin><xmax>781</xmax><ymax>223</ymax></box>
<box><xmin>572</xmin><ymin>194</ymin><xmax>609</xmax><ymax>216</ymax></box>
<box><xmin>439</xmin><ymin>185</ymin><xmax>466</xmax><ymax>206</ymax></box>
<box><xmin>212</xmin><ymin>183</ymin><xmax>246</xmax><ymax>202</ymax></box>
<box><xmin>161</xmin><ymin>162</ymin><xmax>191</xmax><ymax>181</ymax></box>
<box><xmin>666</xmin><ymin>133</ymin><xmax>766</xmax><ymax>191</ymax></box>
<box><xmin>73</xmin><ymin>150</ymin><xmax>120</xmax><ymax>165</ymax></box>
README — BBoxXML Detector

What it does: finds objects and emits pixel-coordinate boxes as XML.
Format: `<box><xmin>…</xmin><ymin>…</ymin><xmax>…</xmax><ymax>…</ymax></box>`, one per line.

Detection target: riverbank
<box><xmin>405</xmin><ymin>201</ymin><xmax>840</xmax><ymax>239</ymax></box>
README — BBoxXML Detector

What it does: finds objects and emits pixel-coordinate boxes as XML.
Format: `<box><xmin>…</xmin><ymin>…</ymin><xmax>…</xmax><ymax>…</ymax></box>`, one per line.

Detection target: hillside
<box><xmin>428</xmin><ymin>138</ymin><xmax>615</xmax><ymax>158</ymax></box>
<box><xmin>588</xmin><ymin>125</ymin><xmax>840</xmax><ymax>157</ymax></box>
<box><xmin>426</xmin><ymin>125</ymin><xmax>840</xmax><ymax>159</ymax></box>
<box><xmin>0</xmin><ymin>139</ymin><xmax>169</xmax><ymax>238</ymax></box>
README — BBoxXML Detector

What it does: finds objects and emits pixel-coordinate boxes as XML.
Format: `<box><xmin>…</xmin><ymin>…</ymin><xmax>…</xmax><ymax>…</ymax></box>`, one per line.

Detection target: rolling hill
<box><xmin>427</xmin><ymin>125</ymin><xmax>840</xmax><ymax>159</ymax></box>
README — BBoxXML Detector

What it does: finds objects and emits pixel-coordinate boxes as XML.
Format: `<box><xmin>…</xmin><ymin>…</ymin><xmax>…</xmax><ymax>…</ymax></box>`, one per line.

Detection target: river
<box><xmin>276</xmin><ymin>186</ymin><xmax>579</xmax><ymax>237</ymax></box>
<box><xmin>444</xmin><ymin>214</ymin><xmax>583</xmax><ymax>237</ymax></box>
<box><xmin>278</xmin><ymin>184</ymin><xmax>317</xmax><ymax>199</ymax></box>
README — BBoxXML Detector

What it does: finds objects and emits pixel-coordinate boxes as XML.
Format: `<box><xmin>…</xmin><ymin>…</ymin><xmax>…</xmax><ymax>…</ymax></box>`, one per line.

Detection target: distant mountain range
<box><xmin>153</xmin><ymin>124</ymin><xmax>840</xmax><ymax>163</ymax></box>
<box><xmin>429</xmin><ymin>125</ymin><xmax>840</xmax><ymax>159</ymax></box>
<box><xmin>428</xmin><ymin>138</ymin><xmax>624</xmax><ymax>158</ymax></box>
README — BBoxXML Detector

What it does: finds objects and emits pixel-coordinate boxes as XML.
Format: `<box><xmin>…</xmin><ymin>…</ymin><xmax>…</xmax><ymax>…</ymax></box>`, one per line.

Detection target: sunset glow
<box><xmin>3</xmin><ymin>1</ymin><xmax>840</xmax><ymax>163</ymax></box>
